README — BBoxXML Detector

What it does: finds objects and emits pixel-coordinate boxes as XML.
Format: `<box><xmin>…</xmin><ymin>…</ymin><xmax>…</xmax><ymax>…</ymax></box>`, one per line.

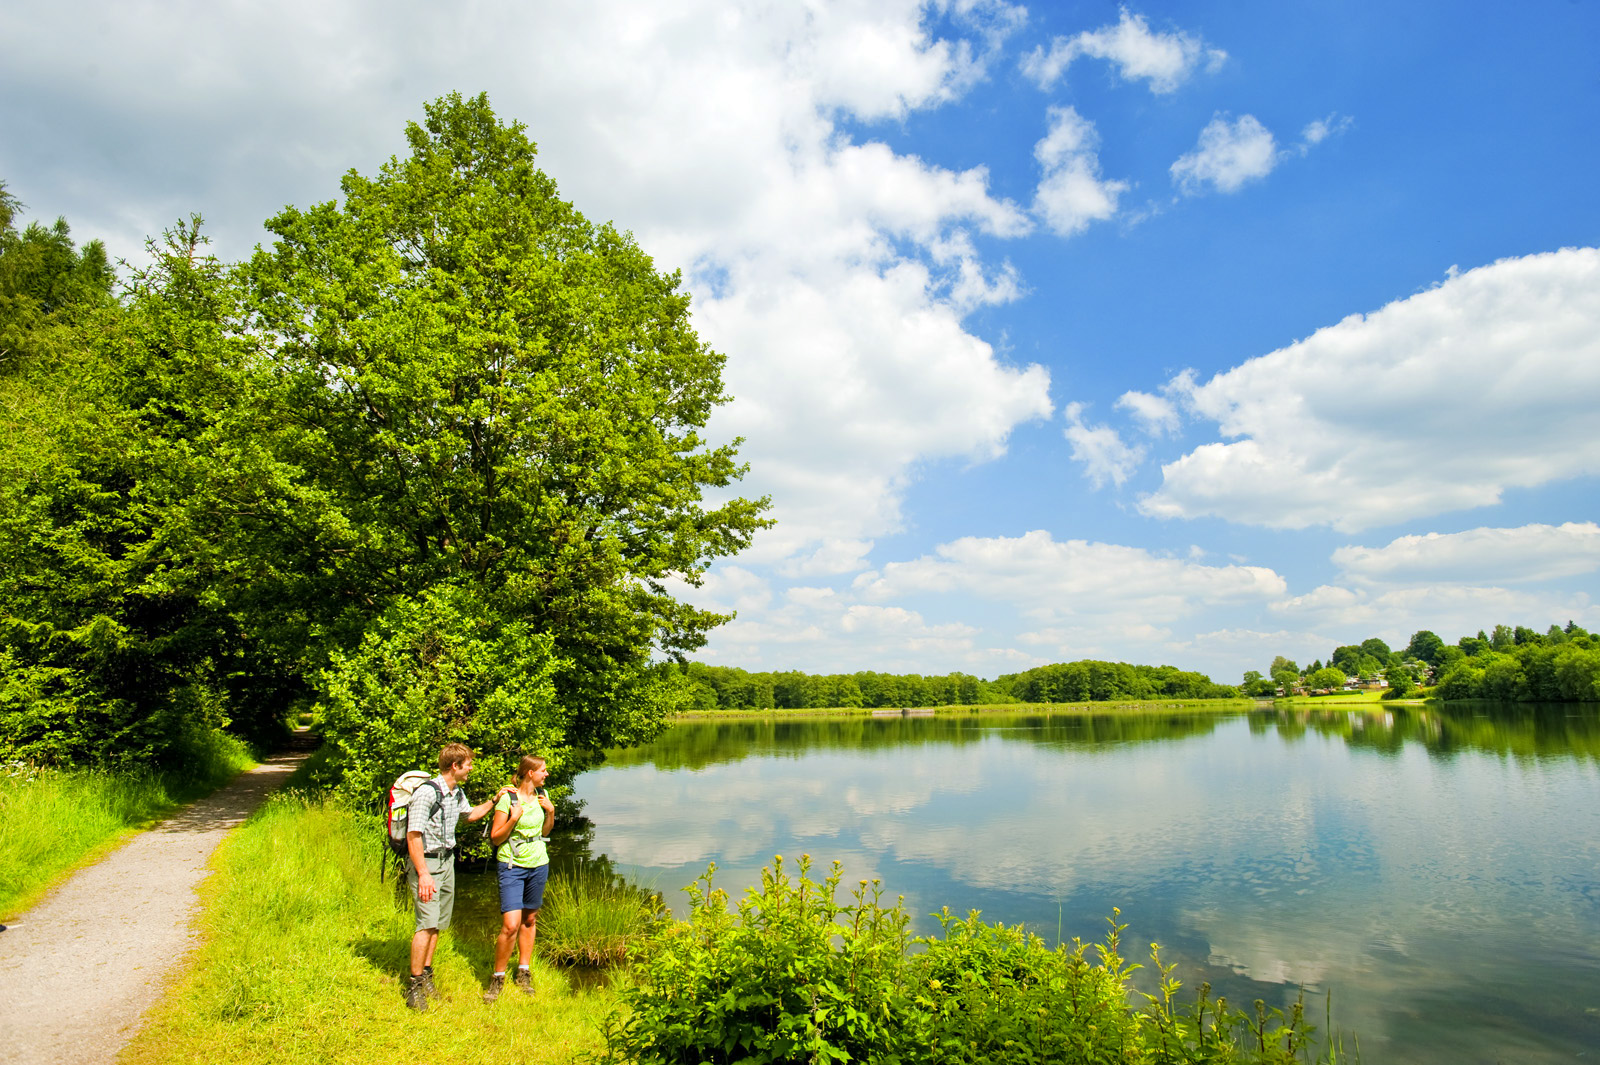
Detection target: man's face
<box><xmin>455</xmin><ymin>757</ymin><xmax>474</xmax><ymax>781</ymax></box>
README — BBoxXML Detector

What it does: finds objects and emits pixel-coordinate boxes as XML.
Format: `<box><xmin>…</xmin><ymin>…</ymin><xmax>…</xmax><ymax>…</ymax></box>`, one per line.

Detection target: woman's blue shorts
<box><xmin>496</xmin><ymin>861</ymin><xmax>549</xmax><ymax>914</ymax></box>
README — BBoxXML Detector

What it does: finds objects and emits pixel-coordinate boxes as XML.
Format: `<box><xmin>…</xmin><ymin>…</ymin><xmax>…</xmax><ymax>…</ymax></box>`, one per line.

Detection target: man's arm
<box><xmin>407</xmin><ymin>830</ymin><xmax>435</xmax><ymax>901</ymax></box>
<box><xmin>463</xmin><ymin>787</ymin><xmax>512</xmax><ymax>824</ymax></box>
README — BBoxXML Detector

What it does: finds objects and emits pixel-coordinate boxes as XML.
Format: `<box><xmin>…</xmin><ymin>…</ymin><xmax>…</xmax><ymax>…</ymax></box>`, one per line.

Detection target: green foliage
<box><xmin>246</xmin><ymin>93</ymin><xmax>766</xmax><ymax>775</ymax></box>
<box><xmin>1264</xmin><ymin>622</ymin><xmax>1600</xmax><ymax>705</ymax></box>
<box><xmin>1404</xmin><ymin>630</ymin><xmax>1445</xmax><ymax>666</ymax></box>
<box><xmin>906</xmin><ymin>909</ymin><xmax>1146</xmax><ymax>1064</ymax></box>
<box><xmin>0</xmin><ymin>180</ymin><xmax>115</xmax><ymax>374</ymax></box>
<box><xmin>594</xmin><ymin>857</ymin><xmax>1347</xmax><ymax>1065</ymax></box>
<box><xmin>316</xmin><ymin>586</ymin><xmax>564</xmax><ymax>799</ymax></box>
<box><xmin>3</xmin><ymin>94</ymin><xmax>767</xmax><ymax>776</ymax></box>
<box><xmin>593</xmin><ymin>855</ymin><xmax>915</xmax><ymax>1064</ymax></box>
<box><xmin>686</xmin><ymin>663</ymin><xmax>1006</xmax><ymax>710</ymax></box>
<box><xmin>1308</xmin><ymin>667</ymin><xmax>1347</xmax><ymax>691</ymax></box>
<box><xmin>997</xmin><ymin>661</ymin><xmax>1239</xmax><ymax>703</ymax></box>
<box><xmin>1</xmin><ymin>218</ymin><xmax>303</xmax><ymax>764</ymax></box>
<box><xmin>0</xmin><ymin>730</ymin><xmax>252</xmax><ymax>914</ymax></box>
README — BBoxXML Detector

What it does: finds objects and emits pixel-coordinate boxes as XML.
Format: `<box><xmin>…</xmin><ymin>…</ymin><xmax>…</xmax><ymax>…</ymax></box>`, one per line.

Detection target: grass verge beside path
<box><xmin>0</xmin><ymin>730</ymin><xmax>255</xmax><ymax>917</ymax></box>
<box><xmin>120</xmin><ymin>795</ymin><xmax>619</xmax><ymax>1065</ymax></box>
<box><xmin>678</xmin><ymin>698</ymin><xmax>1256</xmax><ymax>719</ymax></box>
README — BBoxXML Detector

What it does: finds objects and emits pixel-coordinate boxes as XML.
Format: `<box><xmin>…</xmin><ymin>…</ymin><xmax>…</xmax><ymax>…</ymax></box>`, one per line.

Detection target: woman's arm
<box><xmin>538</xmin><ymin>790</ymin><xmax>555</xmax><ymax>836</ymax></box>
<box><xmin>488</xmin><ymin>791</ymin><xmax>523</xmax><ymax>846</ymax></box>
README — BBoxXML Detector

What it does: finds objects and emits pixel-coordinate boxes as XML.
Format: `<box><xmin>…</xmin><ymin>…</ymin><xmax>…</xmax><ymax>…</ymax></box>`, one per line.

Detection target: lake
<box><xmin>565</xmin><ymin>706</ymin><xmax>1600</xmax><ymax>1063</ymax></box>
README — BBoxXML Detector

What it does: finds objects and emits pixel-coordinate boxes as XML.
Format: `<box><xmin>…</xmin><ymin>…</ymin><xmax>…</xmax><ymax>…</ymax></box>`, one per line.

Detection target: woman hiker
<box><xmin>483</xmin><ymin>754</ymin><xmax>556</xmax><ymax>1002</ymax></box>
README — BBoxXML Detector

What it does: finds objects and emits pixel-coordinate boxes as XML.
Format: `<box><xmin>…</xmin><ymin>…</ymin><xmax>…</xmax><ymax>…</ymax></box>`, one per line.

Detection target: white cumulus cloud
<box><xmin>1063</xmin><ymin>402</ymin><xmax>1145</xmax><ymax>487</ymax></box>
<box><xmin>1031</xmin><ymin>106</ymin><xmax>1129</xmax><ymax>237</ymax></box>
<box><xmin>1141</xmin><ymin>247</ymin><xmax>1600</xmax><ymax>531</ymax></box>
<box><xmin>854</xmin><ymin>530</ymin><xmax>1287</xmax><ymax>623</ymax></box>
<box><xmin>1332</xmin><ymin>522</ymin><xmax>1600</xmax><ymax>585</ymax></box>
<box><xmin>1268</xmin><ymin>583</ymin><xmax>1598</xmax><ymax>647</ymax></box>
<box><xmin>1116</xmin><ymin>388</ymin><xmax>1181</xmax><ymax>437</ymax></box>
<box><xmin>1021</xmin><ymin>7</ymin><xmax>1225</xmax><ymax>93</ymax></box>
<box><xmin>1171</xmin><ymin>113</ymin><xmax>1280</xmax><ymax>194</ymax></box>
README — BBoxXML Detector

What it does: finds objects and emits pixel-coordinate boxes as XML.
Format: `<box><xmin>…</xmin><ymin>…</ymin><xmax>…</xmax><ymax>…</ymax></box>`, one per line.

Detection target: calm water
<box><xmin>566</xmin><ymin>706</ymin><xmax>1600</xmax><ymax>1063</ymax></box>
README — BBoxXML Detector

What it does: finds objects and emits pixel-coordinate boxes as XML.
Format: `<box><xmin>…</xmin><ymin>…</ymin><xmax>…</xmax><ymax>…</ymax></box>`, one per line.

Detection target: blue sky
<box><xmin>3</xmin><ymin>0</ymin><xmax>1597</xmax><ymax>682</ymax></box>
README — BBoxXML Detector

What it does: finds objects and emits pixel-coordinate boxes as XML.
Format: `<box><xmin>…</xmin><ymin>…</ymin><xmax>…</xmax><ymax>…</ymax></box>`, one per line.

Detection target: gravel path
<box><xmin>0</xmin><ymin>740</ymin><xmax>313</xmax><ymax>1064</ymax></box>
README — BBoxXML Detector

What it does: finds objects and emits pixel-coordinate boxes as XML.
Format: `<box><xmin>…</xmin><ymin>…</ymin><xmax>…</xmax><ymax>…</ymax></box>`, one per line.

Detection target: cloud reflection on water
<box><xmin>571</xmin><ymin>710</ymin><xmax>1600</xmax><ymax>1064</ymax></box>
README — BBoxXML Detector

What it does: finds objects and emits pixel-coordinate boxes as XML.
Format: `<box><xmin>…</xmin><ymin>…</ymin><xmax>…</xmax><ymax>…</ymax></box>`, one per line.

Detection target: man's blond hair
<box><xmin>437</xmin><ymin>742</ymin><xmax>473</xmax><ymax>774</ymax></box>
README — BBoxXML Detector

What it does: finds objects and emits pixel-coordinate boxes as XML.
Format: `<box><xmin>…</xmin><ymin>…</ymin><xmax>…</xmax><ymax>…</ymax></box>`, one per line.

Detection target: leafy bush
<box><xmin>593</xmin><ymin>856</ymin><xmax>1350</xmax><ymax>1065</ymax></box>
<box><xmin>904</xmin><ymin>908</ymin><xmax>1146</xmax><ymax>1063</ymax></box>
<box><xmin>315</xmin><ymin>585</ymin><xmax>566</xmax><ymax>802</ymax></box>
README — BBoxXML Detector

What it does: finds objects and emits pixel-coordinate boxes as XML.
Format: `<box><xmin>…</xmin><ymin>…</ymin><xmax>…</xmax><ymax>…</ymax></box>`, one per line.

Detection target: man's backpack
<box><xmin>384</xmin><ymin>770</ymin><xmax>442</xmax><ymax>858</ymax></box>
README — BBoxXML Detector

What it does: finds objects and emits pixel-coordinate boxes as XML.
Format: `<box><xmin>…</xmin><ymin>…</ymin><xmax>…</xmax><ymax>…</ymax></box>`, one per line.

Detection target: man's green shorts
<box><xmin>407</xmin><ymin>854</ymin><xmax>456</xmax><ymax>932</ymax></box>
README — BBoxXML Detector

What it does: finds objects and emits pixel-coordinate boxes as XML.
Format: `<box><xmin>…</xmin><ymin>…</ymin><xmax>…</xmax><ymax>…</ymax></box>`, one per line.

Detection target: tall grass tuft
<box><xmin>120</xmin><ymin>795</ymin><xmax>621</xmax><ymax>1065</ymax></box>
<box><xmin>0</xmin><ymin>729</ymin><xmax>253</xmax><ymax>915</ymax></box>
<box><xmin>539</xmin><ymin>860</ymin><xmax>667</xmax><ymax>967</ymax></box>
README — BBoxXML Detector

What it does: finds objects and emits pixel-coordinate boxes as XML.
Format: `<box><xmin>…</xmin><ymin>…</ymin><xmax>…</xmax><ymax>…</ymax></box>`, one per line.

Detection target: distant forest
<box><xmin>1255</xmin><ymin>621</ymin><xmax>1600</xmax><ymax>703</ymax></box>
<box><xmin>688</xmin><ymin>619</ymin><xmax>1600</xmax><ymax>712</ymax></box>
<box><xmin>680</xmin><ymin>660</ymin><xmax>1239</xmax><ymax>711</ymax></box>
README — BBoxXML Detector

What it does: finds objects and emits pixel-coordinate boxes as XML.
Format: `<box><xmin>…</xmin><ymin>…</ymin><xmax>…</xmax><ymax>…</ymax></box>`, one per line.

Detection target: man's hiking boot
<box><xmin>513</xmin><ymin>967</ymin><xmax>534</xmax><ymax>995</ymax></box>
<box><xmin>405</xmin><ymin>974</ymin><xmax>429</xmax><ymax>1012</ymax></box>
<box><xmin>483</xmin><ymin>973</ymin><xmax>505</xmax><ymax>1004</ymax></box>
<box><xmin>421</xmin><ymin>966</ymin><xmax>440</xmax><ymax>1002</ymax></box>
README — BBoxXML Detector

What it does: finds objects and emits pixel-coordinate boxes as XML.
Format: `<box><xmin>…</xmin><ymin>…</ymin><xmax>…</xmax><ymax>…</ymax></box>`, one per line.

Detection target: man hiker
<box><xmin>405</xmin><ymin>742</ymin><xmax>502</xmax><ymax>1011</ymax></box>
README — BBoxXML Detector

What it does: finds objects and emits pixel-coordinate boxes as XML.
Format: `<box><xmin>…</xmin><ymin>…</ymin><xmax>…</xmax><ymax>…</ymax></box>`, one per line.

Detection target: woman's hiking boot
<box><xmin>482</xmin><ymin>973</ymin><xmax>506</xmax><ymax>1004</ymax></box>
<box><xmin>404</xmin><ymin>973</ymin><xmax>429</xmax><ymax>1012</ymax></box>
<box><xmin>513</xmin><ymin>967</ymin><xmax>534</xmax><ymax>994</ymax></box>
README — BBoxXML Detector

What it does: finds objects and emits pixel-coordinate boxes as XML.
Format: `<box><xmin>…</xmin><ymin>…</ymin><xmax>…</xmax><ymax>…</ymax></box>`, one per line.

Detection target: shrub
<box><xmin>315</xmin><ymin>585</ymin><xmax>567</xmax><ymax>802</ymax></box>
<box><xmin>593</xmin><ymin>855</ymin><xmax>912</xmax><ymax>1064</ymax></box>
<box><xmin>593</xmin><ymin>856</ymin><xmax>1350</xmax><ymax>1065</ymax></box>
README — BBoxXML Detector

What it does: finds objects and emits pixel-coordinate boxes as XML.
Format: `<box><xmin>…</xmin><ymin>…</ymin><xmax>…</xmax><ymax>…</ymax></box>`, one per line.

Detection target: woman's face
<box><xmin>524</xmin><ymin>762</ymin><xmax>549</xmax><ymax>788</ymax></box>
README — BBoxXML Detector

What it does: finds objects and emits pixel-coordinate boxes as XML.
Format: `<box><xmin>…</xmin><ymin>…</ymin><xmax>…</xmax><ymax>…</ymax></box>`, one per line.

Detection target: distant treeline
<box><xmin>1429</xmin><ymin>624</ymin><xmax>1600</xmax><ymax>702</ymax></box>
<box><xmin>681</xmin><ymin>659</ymin><xmax>1238</xmax><ymax>711</ymax></box>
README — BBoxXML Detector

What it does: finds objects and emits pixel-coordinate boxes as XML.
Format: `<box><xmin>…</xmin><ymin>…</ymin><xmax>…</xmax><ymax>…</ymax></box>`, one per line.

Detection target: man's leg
<box><xmin>407</xmin><ymin>857</ymin><xmax>445</xmax><ymax>1010</ymax></box>
<box><xmin>411</xmin><ymin>928</ymin><xmax>438</xmax><ymax>975</ymax></box>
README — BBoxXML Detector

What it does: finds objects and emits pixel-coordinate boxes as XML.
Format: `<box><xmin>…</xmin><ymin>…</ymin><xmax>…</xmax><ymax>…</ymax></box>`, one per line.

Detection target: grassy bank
<box><xmin>0</xmin><ymin>729</ymin><xmax>254</xmax><ymax>917</ymax></box>
<box><xmin>677</xmin><ymin>698</ymin><xmax>1256</xmax><ymax>719</ymax></box>
<box><xmin>120</xmin><ymin>796</ymin><xmax>622</xmax><ymax>1065</ymax></box>
<box><xmin>121</xmin><ymin>797</ymin><xmax>1357</xmax><ymax>1065</ymax></box>
<box><xmin>1272</xmin><ymin>690</ymin><xmax>1395</xmax><ymax>708</ymax></box>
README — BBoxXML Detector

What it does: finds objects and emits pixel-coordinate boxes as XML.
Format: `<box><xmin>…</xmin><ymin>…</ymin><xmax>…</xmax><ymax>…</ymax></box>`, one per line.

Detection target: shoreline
<box><xmin>672</xmin><ymin>696</ymin><xmax>1441</xmax><ymax>720</ymax></box>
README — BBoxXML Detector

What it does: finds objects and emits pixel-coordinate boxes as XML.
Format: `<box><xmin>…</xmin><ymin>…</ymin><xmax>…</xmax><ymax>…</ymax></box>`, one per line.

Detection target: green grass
<box><xmin>120</xmin><ymin>795</ymin><xmax>624</xmax><ymax>1065</ymax></box>
<box><xmin>0</xmin><ymin>729</ymin><xmax>254</xmax><ymax>917</ymax></box>
<box><xmin>1275</xmin><ymin>689</ymin><xmax>1389</xmax><ymax>707</ymax></box>
<box><xmin>539</xmin><ymin>860</ymin><xmax>667</xmax><ymax>967</ymax></box>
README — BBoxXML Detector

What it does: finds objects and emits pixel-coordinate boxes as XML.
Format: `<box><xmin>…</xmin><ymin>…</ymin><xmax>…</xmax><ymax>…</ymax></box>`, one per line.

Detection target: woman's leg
<box><xmin>494</xmin><ymin>861</ymin><xmax>529</xmax><ymax>974</ymax></box>
<box><xmin>494</xmin><ymin>908</ymin><xmax>524</xmax><ymax>974</ymax></box>
<box><xmin>518</xmin><ymin>909</ymin><xmax>539</xmax><ymax>968</ymax></box>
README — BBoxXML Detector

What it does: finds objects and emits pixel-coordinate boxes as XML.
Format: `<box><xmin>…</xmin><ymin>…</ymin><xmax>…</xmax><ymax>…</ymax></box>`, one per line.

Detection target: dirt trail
<box><xmin>0</xmin><ymin>736</ymin><xmax>315</xmax><ymax>1063</ymax></box>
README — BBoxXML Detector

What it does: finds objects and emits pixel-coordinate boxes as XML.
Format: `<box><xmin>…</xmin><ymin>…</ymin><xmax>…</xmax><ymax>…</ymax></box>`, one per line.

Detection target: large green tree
<box><xmin>243</xmin><ymin>94</ymin><xmax>768</xmax><ymax>782</ymax></box>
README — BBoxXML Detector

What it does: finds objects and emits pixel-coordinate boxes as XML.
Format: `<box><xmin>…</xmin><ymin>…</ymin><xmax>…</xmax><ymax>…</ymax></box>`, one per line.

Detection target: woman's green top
<box><xmin>494</xmin><ymin>788</ymin><xmax>549</xmax><ymax>869</ymax></box>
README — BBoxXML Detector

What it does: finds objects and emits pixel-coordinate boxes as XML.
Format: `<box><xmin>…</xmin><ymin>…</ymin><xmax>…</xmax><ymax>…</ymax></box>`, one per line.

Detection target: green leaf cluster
<box><xmin>593</xmin><ymin>856</ymin><xmax>1342</xmax><ymax>1065</ymax></box>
